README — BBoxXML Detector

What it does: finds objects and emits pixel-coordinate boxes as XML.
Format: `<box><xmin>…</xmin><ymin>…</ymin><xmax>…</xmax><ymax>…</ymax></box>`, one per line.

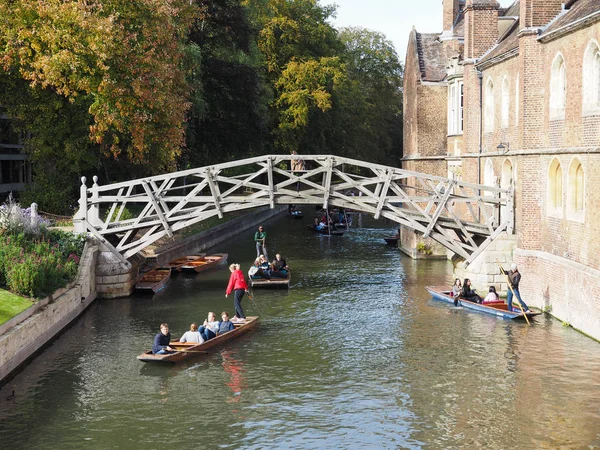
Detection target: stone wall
<box><xmin>0</xmin><ymin>242</ymin><xmax>99</xmax><ymax>385</ymax></box>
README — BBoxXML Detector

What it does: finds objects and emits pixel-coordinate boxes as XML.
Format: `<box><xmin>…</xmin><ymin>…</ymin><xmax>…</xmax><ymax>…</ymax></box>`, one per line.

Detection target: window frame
<box><xmin>547</xmin><ymin>158</ymin><xmax>563</xmax><ymax>218</ymax></box>
<box><xmin>567</xmin><ymin>158</ymin><xmax>585</xmax><ymax>222</ymax></box>
<box><xmin>550</xmin><ymin>53</ymin><xmax>566</xmax><ymax>120</ymax></box>
<box><xmin>582</xmin><ymin>40</ymin><xmax>600</xmax><ymax>116</ymax></box>
<box><xmin>484</xmin><ymin>78</ymin><xmax>495</xmax><ymax>133</ymax></box>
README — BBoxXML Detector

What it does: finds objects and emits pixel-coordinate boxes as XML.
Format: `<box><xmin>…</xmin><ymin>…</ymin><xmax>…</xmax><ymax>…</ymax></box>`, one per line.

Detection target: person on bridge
<box><xmin>506</xmin><ymin>263</ymin><xmax>531</xmax><ymax>313</ymax></box>
<box><xmin>152</xmin><ymin>323</ymin><xmax>175</xmax><ymax>354</ymax></box>
<box><xmin>226</xmin><ymin>263</ymin><xmax>248</xmax><ymax>322</ymax></box>
<box><xmin>178</xmin><ymin>323</ymin><xmax>204</xmax><ymax>343</ymax></box>
<box><xmin>255</xmin><ymin>225</ymin><xmax>268</xmax><ymax>260</ymax></box>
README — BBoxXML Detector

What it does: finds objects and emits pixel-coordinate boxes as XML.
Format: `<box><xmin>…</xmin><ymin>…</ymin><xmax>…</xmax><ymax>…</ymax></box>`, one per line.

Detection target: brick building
<box><xmin>403</xmin><ymin>0</ymin><xmax>600</xmax><ymax>339</ymax></box>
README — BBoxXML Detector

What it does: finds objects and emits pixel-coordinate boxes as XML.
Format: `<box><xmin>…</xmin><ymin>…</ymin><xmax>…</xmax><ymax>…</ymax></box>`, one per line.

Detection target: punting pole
<box><xmin>497</xmin><ymin>261</ymin><xmax>531</xmax><ymax>326</ymax></box>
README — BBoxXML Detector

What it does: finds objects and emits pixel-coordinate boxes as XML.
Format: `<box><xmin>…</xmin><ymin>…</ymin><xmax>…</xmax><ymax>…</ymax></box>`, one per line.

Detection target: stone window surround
<box><xmin>484</xmin><ymin>77</ymin><xmax>495</xmax><ymax>133</ymax></box>
<box><xmin>582</xmin><ymin>39</ymin><xmax>600</xmax><ymax>117</ymax></box>
<box><xmin>566</xmin><ymin>157</ymin><xmax>585</xmax><ymax>223</ymax></box>
<box><xmin>550</xmin><ymin>52</ymin><xmax>567</xmax><ymax>121</ymax></box>
<box><xmin>501</xmin><ymin>75</ymin><xmax>510</xmax><ymax>129</ymax></box>
<box><xmin>547</xmin><ymin>157</ymin><xmax>563</xmax><ymax>218</ymax></box>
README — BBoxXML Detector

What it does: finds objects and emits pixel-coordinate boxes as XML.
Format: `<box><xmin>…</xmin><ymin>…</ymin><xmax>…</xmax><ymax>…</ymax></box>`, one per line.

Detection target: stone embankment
<box><xmin>0</xmin><ymin>241</ymin><xmax>99</xmax><ymax>385</ymax></box>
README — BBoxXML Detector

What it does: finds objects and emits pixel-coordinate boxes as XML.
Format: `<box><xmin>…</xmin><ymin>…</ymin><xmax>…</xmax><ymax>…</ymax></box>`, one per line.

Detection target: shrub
<box><xmin>104</xmin><ymin>207</ymin><xmax>134</xmax><ymax>223</ymax></box>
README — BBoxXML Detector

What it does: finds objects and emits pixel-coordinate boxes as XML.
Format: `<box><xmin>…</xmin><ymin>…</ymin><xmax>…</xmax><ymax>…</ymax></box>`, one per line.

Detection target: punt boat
<box><xmin>426</xmin><ymin>286</ymin><xmax>541</xmax><ymax>321</ymax></box>
<box><xmin>306</xmin><ymin>224</ymin><xmax>345</xmax><ymax>236</ymax></box>
<box><xmin>250</xmin><ymin>270</ymin><xmax>291</xmax><ymax>288</ymax></box>
<box><xmin>167</xmin><ymin>254</ymin><xmax>206</xmax><ymax>271</ymax></box>
<box><xmin>383</xmin><ymin>236</ymin><xmax>399</xmax><ymax>246</ymax></box>
<box><xmin>178</xmin><ymin>253</ymin><xmax>228</xmax><ymax>273</ymax></box>
<box><xmin>135</xmin><ymin>267</ymin><xmax>172</xmax><ymax>293</ymax></box>
<box><xmin>137</xmin><ymin>316</ymin><xmax>259</xmax><ymax>363</ymax></box>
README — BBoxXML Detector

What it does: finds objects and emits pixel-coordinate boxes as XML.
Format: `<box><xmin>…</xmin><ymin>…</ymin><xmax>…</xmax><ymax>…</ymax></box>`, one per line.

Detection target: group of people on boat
<box><xmin>310</xmin><ymin>208</ymin><xmax>351</xmax><ymax>231</ymax></box>
<box><xmin>450</xmin><ymin>263</ymin><xmax>532</xmax><ymax>313</ymax></box>
<box><xmin>249</xmin><ymin>253</ymin><xmax>289</xmax><ymax>280</ymax></box>
<box><xmin>151</xmin><ymin>311</ymin><xmax>237</xmax><ymax>354</ymax></box>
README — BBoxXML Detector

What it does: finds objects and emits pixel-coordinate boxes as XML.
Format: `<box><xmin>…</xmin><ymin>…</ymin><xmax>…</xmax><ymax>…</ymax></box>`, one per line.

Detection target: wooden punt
<box><xmin>306</xmin><ymin>224</ymin><xmax>345</xmax><ymax>236</ymax></box>
<box><xmin>250</xmin><ymin>270</ymin><xmax>291</xmax><ymax>288</ymax></box>
<box><xmin>137</xmin><ymin>316</ymin><xmax>259</xmax><ymax>363</ymax></box>
<box><xmin>167</xmin><ymin>254</ymin><xmax>206</xmax><ymax>271</ymax></box>
<box><xmin>426</xmin><ymin>286</ymin><xmax>541</xmax><ymax>321</ymax></box>
<box><xmin>383</xmin><ymin>236</ymin><xmax>399</xmax><ymax>246</ymax></box>
<box><xmin>135</xmin><ymin>267</ymin><xmax>172</xmax><ymax>293</ymax></box>
<box><xmin>288</xmin><ymin>210</ymin><xmax>304</xmax><ymax>219</ymax></box>
<box><xmin>178</xmin><ymin>253</ymin><xmax>228</xmax><ymax>273</ymax></box>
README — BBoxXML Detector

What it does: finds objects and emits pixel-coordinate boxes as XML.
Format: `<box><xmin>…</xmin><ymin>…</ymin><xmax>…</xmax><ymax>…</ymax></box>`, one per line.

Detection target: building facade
<box><xmin>403</xmin><ymin>0</ymin><xmax>600</xmax><ymax>339</ymax></box>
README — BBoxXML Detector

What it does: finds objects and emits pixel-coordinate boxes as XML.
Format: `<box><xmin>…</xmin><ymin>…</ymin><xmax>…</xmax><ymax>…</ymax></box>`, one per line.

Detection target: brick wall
<box><xmin>520</xmin><ymin>0</ymin><xmax>562</xmax><ymax>29</ymax></box>
<box><xmin>465</xmin><ymin>1</ymin><xmax>499</xmax><ymax>59</ymax></box>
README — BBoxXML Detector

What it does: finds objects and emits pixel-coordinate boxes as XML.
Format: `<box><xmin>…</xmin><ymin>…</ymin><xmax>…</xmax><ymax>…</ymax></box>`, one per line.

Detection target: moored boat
<box><xmin>178</xmin><ymin>253</ymin><xmax>228</xmax><ymax>273</ymax></box>
<box><xmin>250</xmin><ymin>269</ymin><xmax>291</xmax><ymax>288</ymax></box>
<box><xmin>384</xmin><ymin>236</ymin><xmax>399</xmax><ymax>246</ymax></box>
<box><xmin>135</xmin><ymin>267</ymin><xmax>172</xmax><ymax>293</ymax></box>
<box><xmin>137</xmin><ymin>316</ymin><xmax>259</xmax><ymax>363</ymax></box>
<box><xmin>167</xmin><ymin>254</ymin><xmax>206</xmax><ymax>271</ymax></box>
<box><xmin>426</xmin><ymin>286</ymin><xmax>541</xmax><ymax>320</ymax></box>
<box><xmin>288</xmin><ymin>209</ymin><xmax>304</xmax><ymax>219</ymax></box>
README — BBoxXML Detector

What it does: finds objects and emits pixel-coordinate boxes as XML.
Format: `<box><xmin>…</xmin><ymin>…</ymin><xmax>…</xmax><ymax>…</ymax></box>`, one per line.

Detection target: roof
<box><xmin>478</xmin><ymin>13</ymin><xmax>520</xmax><ymax>64</ymax></box>
<box><xmin>542</xmin><ymin>0</ymin><xmax>600</xmax><ymax>37</ymax></box>
<box><xmin>501</xmin><ymin>0</ymin><xmax>520</xmax><ymax>17</ymax></box>
<box><xmin>416</xmin><ymin>33</ymin><xmax>446</xmax><ymax>82</ymax></box>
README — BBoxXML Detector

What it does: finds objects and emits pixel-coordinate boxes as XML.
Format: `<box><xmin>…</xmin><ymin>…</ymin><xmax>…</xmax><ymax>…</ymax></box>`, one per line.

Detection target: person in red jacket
<box><xmin>226</xmin><ymin>263</ymin><xmax>249</xmax><ymax>322</ymax></box>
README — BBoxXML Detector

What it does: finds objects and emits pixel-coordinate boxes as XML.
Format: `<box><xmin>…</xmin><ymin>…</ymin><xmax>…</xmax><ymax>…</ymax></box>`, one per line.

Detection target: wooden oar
<box><xmin>497</xmin><ymin>262</ymin><xmax>531</xmax><ymax>326</ymax></box>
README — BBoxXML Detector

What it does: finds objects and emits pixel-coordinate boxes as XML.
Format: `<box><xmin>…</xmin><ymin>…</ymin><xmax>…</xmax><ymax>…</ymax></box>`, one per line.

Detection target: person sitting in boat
<box><xmin>199</xmin><ymin>312</ymin><xmax>219</xmax><ymax>341</ymax></box>
<box><xmin>217</xmin><ymin>311</ymin><xmax>235</xmax><ymax>334</ymax></box>
<box><xmin>461</xmin><ymin>279</ymin><xmax>483</xmax><ymax>304</ymax></box>
<box><xmin>152</xmin><ymin>323</ymin><xmax>175</xmax><ymax>354</ymax></box>
<box><xmin>257</xmin><ymin>254</ymin><xmax>272</xmax><ymax>279</ymax></box>
<box><xmin>271</xmin><ymin>253</ymin><xmax>289</xmax><ymax>278</ymax></box>
<box><xmin>179</xmin><ymin>323</ymin><xmax>204</xmax><ymax>344</ymax></box>
<box><xmin>483</xmin><ymin>286</ymin><xmax>500</xmax><ymax>304</ymax></box>
<box><xmin>452</xmin><ymin>278</ymin><xmax>462</xmax><ymax>297</ymax></box>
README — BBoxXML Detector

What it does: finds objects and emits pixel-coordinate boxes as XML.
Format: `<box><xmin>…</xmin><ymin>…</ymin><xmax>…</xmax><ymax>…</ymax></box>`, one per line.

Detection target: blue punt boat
<box><xmin>426</xmin><ymin>286</ymin><xmax>541</xmax><ymax>321</ymax></box>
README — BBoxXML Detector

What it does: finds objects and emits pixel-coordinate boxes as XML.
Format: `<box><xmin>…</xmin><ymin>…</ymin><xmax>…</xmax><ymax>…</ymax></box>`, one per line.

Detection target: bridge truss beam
<box><xmin>74</xmin><ymin>155</ymin><xmax>513</xmax><ymax>265</ymax></box>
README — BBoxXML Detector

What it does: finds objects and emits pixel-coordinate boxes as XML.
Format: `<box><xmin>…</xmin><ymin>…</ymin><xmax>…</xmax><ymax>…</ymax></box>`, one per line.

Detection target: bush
<box><xmin>0</xmin><ymin>230</ymin><xmax>86</xmax><ymax>298</ymax></box>
<box><xmin>104</xmin><ymin>206</ymin><xmax>134</xmax><ymax>223</ymax></box>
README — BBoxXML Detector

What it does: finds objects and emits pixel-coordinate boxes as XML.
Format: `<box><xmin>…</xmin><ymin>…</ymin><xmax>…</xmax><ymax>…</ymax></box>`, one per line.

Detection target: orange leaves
<box><xmin>0</xmin><ymin>0</ymin><xmax>196</xmax><ymax>169</ymax></box>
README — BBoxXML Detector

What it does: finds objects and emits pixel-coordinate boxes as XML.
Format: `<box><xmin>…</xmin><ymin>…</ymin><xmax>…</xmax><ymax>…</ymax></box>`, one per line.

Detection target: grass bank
<box><xmin>0</xmin><ymin>289</ymin><xmax>33</xmax><ymax>325</ymax></box>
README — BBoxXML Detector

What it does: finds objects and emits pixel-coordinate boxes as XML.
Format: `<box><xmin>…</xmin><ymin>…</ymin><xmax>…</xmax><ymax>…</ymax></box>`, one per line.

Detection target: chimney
<box><xmin>520</xmin><ymin>0</ymin><xmax>563</xmax><ymax>29</ymax></box>
<box><xmin>464</xmin><ymin>0</ymin><xmax>500</xmax><ymax>60</ymax></box>
<box><xmin>443</xmin><ymin>0</ymin><xmax>461</xmax><ymax>32</ymax></box>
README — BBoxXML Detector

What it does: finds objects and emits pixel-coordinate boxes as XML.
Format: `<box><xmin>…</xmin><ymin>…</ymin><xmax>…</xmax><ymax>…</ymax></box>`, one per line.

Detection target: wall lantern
<box><xmin>497</xmin><ymin>142</ymin><xmax>510</xmax><ymax>154</ymax></box>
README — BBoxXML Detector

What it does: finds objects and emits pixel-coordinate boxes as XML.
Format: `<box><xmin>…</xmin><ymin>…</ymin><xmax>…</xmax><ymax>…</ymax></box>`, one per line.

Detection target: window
<box><xmin>583</xmin><ymin>40</ymin><xmax>600</xmax><ymax>114</ymax></box>
<box><xmin>548</xmin><ymin>158</ymin><xmax>563</xmax><ymax>215</ymax></box>
<box><xmin>501</xmin><ymin>76</ymin><xmax>510</xmax><ymax>128</ymax></box>
<box><xmin>550</xmin><ymin>54</ymin><xmax>566</xmax><ymax>120</ymax></box>
<box><xmin>485</xmin><ymin>78</ymin><xmax>495</xmax><ymax>132</ymax></box>
<box><xmin>515</xmin><ymin>74</ymin><xmax>519</xmax><ymax>125</ymax></box>
<box><xmin>447</xmin><ymin>80</ymin><xmax>464</xmax><ymax>135</ymax></box>
<box><xmin>567</xmin><ymin>158</ymin><xmax>584</xmax><ymax>218</ymax></box>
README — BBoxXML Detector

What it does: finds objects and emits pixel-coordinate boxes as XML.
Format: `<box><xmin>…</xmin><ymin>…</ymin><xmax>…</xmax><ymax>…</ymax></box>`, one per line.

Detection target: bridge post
<box><xmin>73</xmin><ymin>177</ymin><xmax>88</xmax><ymax>233</ymax></box>
<box><xmin>322</xmin><ymin>157</ymin><xmax>333</xmax><ymax>209</ymax></box>
<box><xmin>89</xmin><ymin>176</ymin><xmax>102</xmax><ymax>227</ymax></box>
<box><xmin>506</xmin><ymin>185</ymin><xmax>515</xmax><ymax>234</ymax></box>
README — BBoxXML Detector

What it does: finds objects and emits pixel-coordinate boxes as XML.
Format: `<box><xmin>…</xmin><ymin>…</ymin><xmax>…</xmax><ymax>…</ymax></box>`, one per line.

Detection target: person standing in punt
<box><xmin>254</xmin><ymin>225</ymin><xmax>268</xmax><ymax>260</ymax></box>
<box><xmin>507</xmin><ymin>263</ymin><xmax>532</xmax><ymax>313</ymax></box>
<box><xmin>152</xmin><ymin>323</ymin><xmax>175</xmax><ymax>354</ymax></box>
<box><xmin>226</xmin><ymin>263</ymin><xmax>249</xmax><ymax>323</ymax></box>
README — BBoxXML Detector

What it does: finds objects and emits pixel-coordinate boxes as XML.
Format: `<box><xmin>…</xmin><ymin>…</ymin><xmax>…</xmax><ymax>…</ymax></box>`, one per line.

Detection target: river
<box><xmin>0</xmin><ymin>213</ymin><xmax>599</xmax><ymax>449</ymax></box>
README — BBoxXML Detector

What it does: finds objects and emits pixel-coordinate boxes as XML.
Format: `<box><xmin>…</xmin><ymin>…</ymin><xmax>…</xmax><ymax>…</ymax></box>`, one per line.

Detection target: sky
<box><xmin>321</xmin><ymin>0</ymin><xmax>517</xmax><ymax>62</ymax></box>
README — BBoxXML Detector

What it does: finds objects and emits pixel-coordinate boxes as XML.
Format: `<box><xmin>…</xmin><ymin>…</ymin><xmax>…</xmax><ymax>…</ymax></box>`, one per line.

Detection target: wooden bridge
<box><xmin>73</xmin><ymin>154</ymin><xmax>513</xmax><ymax>267</ymax></box>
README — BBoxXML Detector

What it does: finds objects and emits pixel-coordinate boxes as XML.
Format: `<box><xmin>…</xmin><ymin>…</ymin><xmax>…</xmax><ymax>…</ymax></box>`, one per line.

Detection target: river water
<box><xmin>0</xmin><ymin>214</ymin><xmax>599</xmax><ymax>449</ymax></box>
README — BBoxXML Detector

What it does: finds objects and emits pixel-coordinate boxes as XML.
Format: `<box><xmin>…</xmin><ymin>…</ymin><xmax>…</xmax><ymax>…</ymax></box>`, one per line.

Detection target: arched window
<box><xmin>548</xmin><ymin>158</ymin><xmax>563</xmax><ymax>214</ymax></box>
<box><xmin>550</xmin><ymin>54</ymin><xmax>566</xmax><ymax>119</ymax></box>
<box><xmin>484</xmin><ymin>158</ymin><xmax>495</xmax><ymax>187</ymax></box>
<box><xmin>515</xmin><ymin>74</ymin><xmax>520</xmax><ymax>125</ymax></box>
<box><xmin>501</xmin><ymin>76</ymin><xmax>510</xmax><ymax>128</ymax></box>
<box><xmin>485</xmin><ymin>78</ymin><xmax>495</xmax><ymax>132</ymax></box>
<box><xmin>583</xmin><ymin>40</ymin><xmax>600</xmax><ymax>114</ymax></box>
<box><xmin>568</xmin><ymin>159</ymin><xmax>584</xmax><ymax>216</ymax></box>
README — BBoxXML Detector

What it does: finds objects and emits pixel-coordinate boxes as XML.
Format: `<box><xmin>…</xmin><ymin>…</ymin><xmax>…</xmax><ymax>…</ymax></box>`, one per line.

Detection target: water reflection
<box><xmin>0</xmin><ymin>215</ymin><xmax>599</xmax><ymax>449</ymax></box>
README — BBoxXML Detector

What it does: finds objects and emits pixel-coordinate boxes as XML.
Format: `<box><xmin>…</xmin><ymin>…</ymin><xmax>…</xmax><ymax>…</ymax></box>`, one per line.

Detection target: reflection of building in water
<box><xmin>0</xmin><ymin>107</ymin><xmax>31</xmax><ymax>195</ymax></box>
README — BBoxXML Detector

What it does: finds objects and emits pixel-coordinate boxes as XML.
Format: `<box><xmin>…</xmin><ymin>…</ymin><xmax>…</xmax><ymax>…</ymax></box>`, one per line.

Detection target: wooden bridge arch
<box><xmin>73</xmin><ymin>154</ymin><xmax>513</xmax><ymax>267</ymax></box>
